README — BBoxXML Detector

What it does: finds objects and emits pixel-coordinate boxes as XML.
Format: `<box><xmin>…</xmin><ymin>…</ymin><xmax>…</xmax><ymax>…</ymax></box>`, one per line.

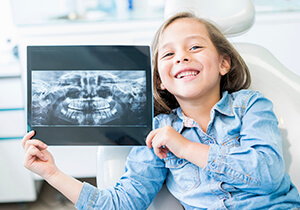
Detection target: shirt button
<box><xmin>178</xmin><ymin>159</ymin><xmax>183</xmax><ymax>164</ymax></box>
<box><xmin>211</xmin><ymin>162</ymin><xmax>217</xmax><ymax>169</ymax></box>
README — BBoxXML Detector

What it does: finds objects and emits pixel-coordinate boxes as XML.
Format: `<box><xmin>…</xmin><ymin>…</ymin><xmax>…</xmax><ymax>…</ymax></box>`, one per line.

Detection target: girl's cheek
<box><xmin>158</xmin><ymin>61</ymin><xmax>171</xmax><ymax>71</ymax></box>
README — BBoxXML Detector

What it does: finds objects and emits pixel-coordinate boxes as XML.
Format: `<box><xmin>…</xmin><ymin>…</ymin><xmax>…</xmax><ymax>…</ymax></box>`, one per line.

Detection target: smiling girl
<box><xmin>22</xmin><ymin>12</ymin><xmax>300</xmax><ymax>209</ymax></box>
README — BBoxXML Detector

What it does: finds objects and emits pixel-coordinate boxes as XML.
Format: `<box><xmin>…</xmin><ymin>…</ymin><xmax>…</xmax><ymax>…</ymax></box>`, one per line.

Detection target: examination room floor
<box><xmin>0</xmin><ymin>178</ymin><xmax>96</xmax><ymax>210</ymax></box>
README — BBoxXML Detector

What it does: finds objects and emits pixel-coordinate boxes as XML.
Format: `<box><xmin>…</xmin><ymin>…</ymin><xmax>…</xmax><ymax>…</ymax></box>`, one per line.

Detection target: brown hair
<box><xmin>152</xmin><ymin>12</ymin><xmax>251</xmax><ymax>116</ymax></box>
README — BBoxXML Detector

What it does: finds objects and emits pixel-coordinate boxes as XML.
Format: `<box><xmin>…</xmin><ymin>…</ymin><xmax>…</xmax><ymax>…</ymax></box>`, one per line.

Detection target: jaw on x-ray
<box><xmin>32</xmin><ymin>70</ymin><xmax>147</xmax><ymax>126</ymax></box>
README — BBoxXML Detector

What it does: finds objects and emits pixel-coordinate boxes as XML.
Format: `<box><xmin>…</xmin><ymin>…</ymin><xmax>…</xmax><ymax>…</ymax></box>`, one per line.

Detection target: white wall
<box><xmin>230</xmin><ymin>11</ymin><xmax>300</xmax><ymax>77</ymax></box>
<box><xmin>0</xmin><ymin>0</ymin><xmax>38</xmax><ymax>203</ymax></box>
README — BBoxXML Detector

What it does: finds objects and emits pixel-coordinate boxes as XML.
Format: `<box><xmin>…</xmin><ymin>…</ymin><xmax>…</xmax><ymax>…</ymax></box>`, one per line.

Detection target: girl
<box><xmin>22</xmin><ymin>12</ymin><xmax>300</xmax><ymax>209</ymax></box>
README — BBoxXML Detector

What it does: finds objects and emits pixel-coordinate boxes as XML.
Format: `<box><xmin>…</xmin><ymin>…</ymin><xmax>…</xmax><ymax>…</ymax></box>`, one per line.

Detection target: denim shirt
<box><xmin>76</xmin><ymin>90</ymin><xmax>300</xmax><ymax>210</ymax></box>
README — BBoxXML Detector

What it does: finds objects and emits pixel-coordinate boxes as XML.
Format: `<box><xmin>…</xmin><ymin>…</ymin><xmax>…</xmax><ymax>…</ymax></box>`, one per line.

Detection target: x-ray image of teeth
<box><xmin>31</xmin><ymin>70</ymin><xmax>147</xmax><ymax>126</ymax></box>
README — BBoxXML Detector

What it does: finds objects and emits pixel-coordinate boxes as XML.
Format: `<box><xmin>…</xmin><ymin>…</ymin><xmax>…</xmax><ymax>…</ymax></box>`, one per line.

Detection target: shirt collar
<box><xmin>175</xmin><ymin>91</ymin><xmax>234</xmax><ymax>125</ymax></box>
<box><xmin>213</xmin><ymin>91</ymin><xmax>234</xmax><ymax>116</ymax></box>
<box><xmin>175</xmin><ymin>107</ymin><xmax>195</xmax><ymax>128</ymax></box>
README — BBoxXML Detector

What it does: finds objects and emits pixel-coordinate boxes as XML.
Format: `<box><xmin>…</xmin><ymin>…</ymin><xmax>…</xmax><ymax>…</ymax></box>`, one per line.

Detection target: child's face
<box><xmin>157</xmin><ymin>18</ymin><xmax>230</xmax><ymax>104</ymax></box>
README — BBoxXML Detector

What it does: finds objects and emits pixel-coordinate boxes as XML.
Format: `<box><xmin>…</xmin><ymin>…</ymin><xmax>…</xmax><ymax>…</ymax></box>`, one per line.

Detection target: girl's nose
<box><xmin>176</xmin><ymin>58</ymin><xmax>189</xmax><ymax>64</ymax></box>
<box><xmin>175</xmin><ymin>53</ymin><xmax>190</xmax><ymax>64</ymax></box>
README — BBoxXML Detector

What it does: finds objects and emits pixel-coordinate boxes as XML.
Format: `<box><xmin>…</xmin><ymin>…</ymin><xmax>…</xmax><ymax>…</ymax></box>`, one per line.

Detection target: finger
<box><xmin>153</xmin><ymin>146</ymin><xmax>168</xmax><ymax>159</ymax></box>
<box><xmin>151</xmin><ymin>135</ymin><xmax>169</xmax><ymax>159</ymax></box>
<box><xmin>152</xmin><ymin>145</ymin><xmax>161</xmax><ymax>159</ymax></box>
<box><xmin>24</xmin><ymin>139</ymin><xmax>48</xmax><ymax>152</ymax></box>
<box><xmin>161</xmin><ymin>147</ymin><xmax>169</xmax><ymax>156</ymax></box>
<box><xmin>22</xmin><ymin>130</ymin><xmax>35</xmax><ymax>149</ymax></box>
<box><xmin>145</xmin><ymin>129</ymin><xmax>160</xmax><ymax>149</ymax></box>
<box><xmin>25</xmin><ymin>145</ymin><xmax>48</xmax><ymax>164</ymax></box>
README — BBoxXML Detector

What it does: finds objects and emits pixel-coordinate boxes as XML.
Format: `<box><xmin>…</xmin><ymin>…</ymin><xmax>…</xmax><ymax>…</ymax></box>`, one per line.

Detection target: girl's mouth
<box><xmin>175</xmin><ymin>70</ymin><xmax>200</xmax><ymax>79</ymax></box>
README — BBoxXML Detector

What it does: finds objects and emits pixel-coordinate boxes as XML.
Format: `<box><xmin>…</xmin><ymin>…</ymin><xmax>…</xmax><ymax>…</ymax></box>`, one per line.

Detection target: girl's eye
<box><xmin>162</xmin><ymin>52</ymin><xmax>174</xmax><ymax>58</ymax></box>
<box><xmin>190</xmin><ymin>46</ymin><xmax>201</xmax><ymax>51</ymax></box>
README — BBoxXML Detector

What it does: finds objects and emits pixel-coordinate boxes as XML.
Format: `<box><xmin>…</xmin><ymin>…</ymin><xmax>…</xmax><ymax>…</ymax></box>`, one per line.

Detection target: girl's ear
<box><xmin>220</xmin><ymin>55</ymin><xmax>231</xmax><ymax>76</ymax></box>
<box><xmin>160</xmin><ymin>82</ymin><xmax>166</xmax><ymax>90</ymax></box>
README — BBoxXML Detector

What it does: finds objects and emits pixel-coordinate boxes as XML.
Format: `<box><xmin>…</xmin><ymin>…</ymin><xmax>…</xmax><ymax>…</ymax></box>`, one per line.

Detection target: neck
<box><xmin>177</xmin><ymin>92</ymin><xmax>221</xmax><ymax>132</ymax></box>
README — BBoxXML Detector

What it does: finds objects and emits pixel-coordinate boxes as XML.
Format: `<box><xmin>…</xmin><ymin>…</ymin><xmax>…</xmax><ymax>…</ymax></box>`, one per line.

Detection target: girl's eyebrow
<box><xmin>159</xmin><ymin>35</ymin><xmax>208</xmax><ymax>51</ymax></box>
<box><xmin>185</xmin><ymin>35</ymin><xmax>208</xmax><ymax>42</ymax></box>
<box><xmin>159</xmin><ymin>43</ymin><xmax>172</xmax><ymax>52</ymax></box>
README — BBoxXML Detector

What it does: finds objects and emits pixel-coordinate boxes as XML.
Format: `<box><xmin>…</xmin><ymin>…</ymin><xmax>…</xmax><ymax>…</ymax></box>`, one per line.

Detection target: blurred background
<box><xmin>0</xmin><ymin>0</ymin><xmax>300</xmax><ymax>209</ymax></box>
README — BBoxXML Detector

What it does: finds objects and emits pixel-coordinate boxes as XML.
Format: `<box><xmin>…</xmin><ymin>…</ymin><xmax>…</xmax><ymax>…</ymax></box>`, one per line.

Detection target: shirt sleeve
<box><xmin>75</xmin><ymin>146</ymin><xmax>167</xmax><ymax>210</ymax></box>
<box><xmin>203</xmin><ymin>91</ymin><xmax>285</xmax><ymax>195</ymax></box>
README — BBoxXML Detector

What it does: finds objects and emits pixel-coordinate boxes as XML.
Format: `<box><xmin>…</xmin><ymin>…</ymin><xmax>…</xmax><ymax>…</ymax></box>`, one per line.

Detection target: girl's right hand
<box><xmin>22</xmin><ymin>131</ymin><xmax>58</xmax><ymax>180</ymax></box>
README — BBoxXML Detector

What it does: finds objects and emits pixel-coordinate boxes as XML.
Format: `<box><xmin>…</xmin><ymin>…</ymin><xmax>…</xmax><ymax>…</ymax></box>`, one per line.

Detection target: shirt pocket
<box><xmin>165</xmin><ymin>153</ymin><xmax>200</xmax><ymax>192</ymax></box>
<box><xmin>221</xmin><ymin>135</ymin><xmax>240</xmax><ymax>148</ymax></box>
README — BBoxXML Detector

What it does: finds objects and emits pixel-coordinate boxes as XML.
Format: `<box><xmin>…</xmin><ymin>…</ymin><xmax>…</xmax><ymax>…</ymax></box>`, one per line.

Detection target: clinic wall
<box><xmin>229</xmin><ymin>11</ymin><xmax>300</xmax><ymax>77</ymax></box>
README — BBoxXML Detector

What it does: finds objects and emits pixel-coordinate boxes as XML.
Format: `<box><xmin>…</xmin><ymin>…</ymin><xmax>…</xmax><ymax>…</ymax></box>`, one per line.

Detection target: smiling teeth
<box><xmin>176</xmin><ymin>71</ymin><xmax>198</xmax><ymax>79</ymax></box>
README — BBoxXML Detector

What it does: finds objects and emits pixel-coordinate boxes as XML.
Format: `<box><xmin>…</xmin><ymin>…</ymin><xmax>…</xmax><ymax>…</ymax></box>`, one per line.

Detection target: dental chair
<box><xmin>96</xmin><ymin>0</ymin><xmax>300</xmax><ymax>209</ymax></box>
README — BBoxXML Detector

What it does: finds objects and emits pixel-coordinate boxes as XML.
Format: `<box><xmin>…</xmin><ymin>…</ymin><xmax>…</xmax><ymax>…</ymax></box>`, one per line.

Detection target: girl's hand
<box><xmin>146</xmin><ymin>126</ymin><xmax>190</xmax><ymax>159</ymax></box>
<box><xmin>22</xmin><ymin>131</ymin><xmax>58</xmax><ymax>179</ymax></box>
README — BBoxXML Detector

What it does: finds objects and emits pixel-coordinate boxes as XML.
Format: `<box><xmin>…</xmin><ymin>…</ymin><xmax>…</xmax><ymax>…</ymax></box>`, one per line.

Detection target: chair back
<box><xmin>236</xmin><ymin>43</ymin><xmax>300</xmax><ymax>190</ymax></box>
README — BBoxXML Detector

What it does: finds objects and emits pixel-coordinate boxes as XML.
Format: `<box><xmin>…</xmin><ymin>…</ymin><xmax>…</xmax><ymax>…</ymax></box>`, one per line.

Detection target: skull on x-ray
<box><xmin>32</xmin><ymin>71</ymin><xmax>147</xmax><ymax>126</ymax></box>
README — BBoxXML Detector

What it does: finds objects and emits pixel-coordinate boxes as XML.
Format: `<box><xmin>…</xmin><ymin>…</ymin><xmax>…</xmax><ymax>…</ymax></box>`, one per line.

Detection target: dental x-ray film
<box><xmin>27</xmin><ymin>45</ymin><xmax>152</xmax><ymax>145</ymax></box>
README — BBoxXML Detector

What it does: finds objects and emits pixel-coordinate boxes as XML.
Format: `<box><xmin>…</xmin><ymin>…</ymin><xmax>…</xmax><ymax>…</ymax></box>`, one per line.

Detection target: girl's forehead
<box><xmin>166</xmin><ymin>18</ymin><xmax>206</xmax><ymax>32</ymax></box>
<box><xmin>159</xmin><ymin>18</ymin><xmax>210</xmax><ymax>46</ymax></box>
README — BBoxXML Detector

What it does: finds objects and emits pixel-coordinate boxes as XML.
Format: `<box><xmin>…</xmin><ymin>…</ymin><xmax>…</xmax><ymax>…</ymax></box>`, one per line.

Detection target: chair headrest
<box><xmin>164</xmin><ymin>0</ymin><xmax>255</xmax><ymax>37</ymax></box>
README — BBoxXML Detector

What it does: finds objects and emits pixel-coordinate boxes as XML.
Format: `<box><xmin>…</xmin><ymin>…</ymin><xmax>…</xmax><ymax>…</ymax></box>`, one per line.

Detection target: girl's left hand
<box><xmin>146</xmin><ymin>125</ymin><xmax>189</xmax><ymax>159</ymax></box>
